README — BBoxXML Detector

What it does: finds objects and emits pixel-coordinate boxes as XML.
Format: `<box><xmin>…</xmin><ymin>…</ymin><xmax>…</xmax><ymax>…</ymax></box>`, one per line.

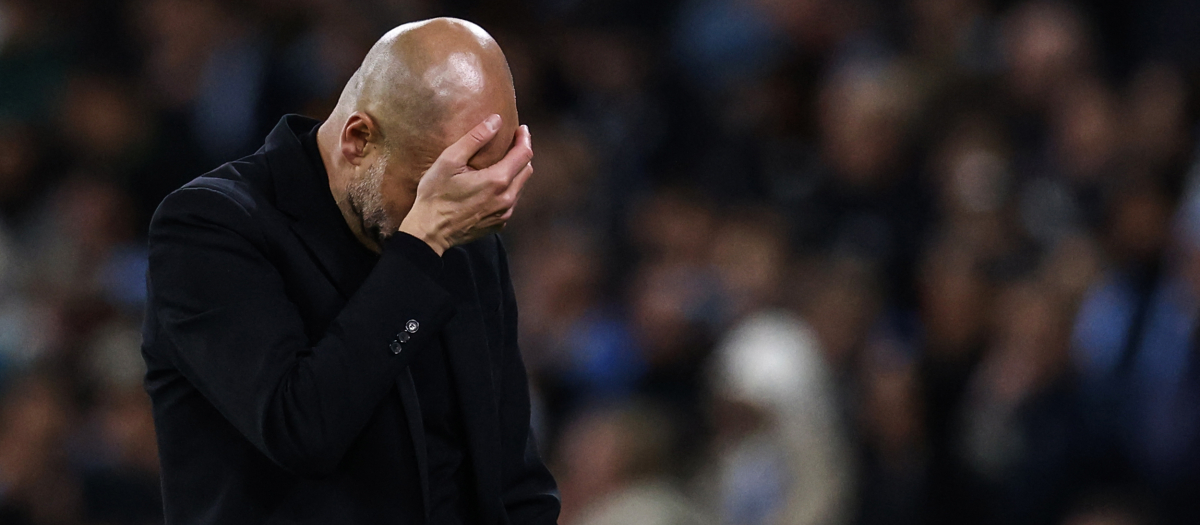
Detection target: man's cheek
<box><xmin>387</xmin><ymin>196</ymin><xmax>417</xmax><ymax>222</ymax></box>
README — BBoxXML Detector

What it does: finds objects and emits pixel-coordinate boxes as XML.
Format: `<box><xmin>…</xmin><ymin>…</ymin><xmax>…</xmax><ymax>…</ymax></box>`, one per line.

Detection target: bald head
<box><xmin>332</xmin><ymin>17</ymin><xmax>519</xmax><ymax>169</ymax></box>
<box><xmin>315</xmin><ymin>18</ymin><xmax>526</xmax><ymax>252</ymax></box>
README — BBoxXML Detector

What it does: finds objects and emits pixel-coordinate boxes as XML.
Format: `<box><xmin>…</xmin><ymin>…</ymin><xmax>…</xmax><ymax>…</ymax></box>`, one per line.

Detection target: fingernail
<box><xmin>485</xmin><ymin>114</ymin><xmax>501</xmax><ymax>132</ymax></box>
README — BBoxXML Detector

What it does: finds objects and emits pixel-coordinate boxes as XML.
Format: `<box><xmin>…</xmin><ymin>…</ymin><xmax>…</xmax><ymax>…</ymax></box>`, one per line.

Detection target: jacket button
<box><xmin>405</xmin><ymin>320</ymin><xmax>420</xmax><ymax>334</ymax></box>
<box><xmin>398</xmin><ymin>332</ymin><xmax>411</xmax><ymax>343</ymax></box>
<box><xmin>390</xmin><ymin>340</ymin><xmax>403</xmax><ymax>354</ymax></box>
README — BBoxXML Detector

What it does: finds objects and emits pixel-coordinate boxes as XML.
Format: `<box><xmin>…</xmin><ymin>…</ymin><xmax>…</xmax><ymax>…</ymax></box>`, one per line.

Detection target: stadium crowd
<box><xmin>1</xmin><ymin>0</ymin><xmax>1199</xmax><ymax>523</ymax></box>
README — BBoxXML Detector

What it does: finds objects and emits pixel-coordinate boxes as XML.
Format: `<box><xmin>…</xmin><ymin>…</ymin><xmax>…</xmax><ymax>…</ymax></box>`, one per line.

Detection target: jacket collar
<box><xmin>260</xmin><ymin>114</ymin><xmax>332</xmax><ymax>221</ymax></box>
<box><xmin>260</xmin><ymin>114</ymin><xmax>377</xmax><ymax>299</ymax></box>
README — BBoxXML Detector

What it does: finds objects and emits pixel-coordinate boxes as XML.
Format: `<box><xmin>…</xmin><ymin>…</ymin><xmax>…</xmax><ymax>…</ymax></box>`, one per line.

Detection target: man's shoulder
<box><xmin>149</xmin><ymin>155</ymin><xmax>275</xmax><ymax>236</ymax></box>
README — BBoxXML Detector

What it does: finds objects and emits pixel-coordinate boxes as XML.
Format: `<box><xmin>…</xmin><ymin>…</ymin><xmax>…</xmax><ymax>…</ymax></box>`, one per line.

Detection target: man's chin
<box><xmin>359</xmin><ymin>214</ymin><xmax>394</xmax><ymax>247</ymax></box>
<box><xmin>369</xmin><ymin>221</ymin><xmax>402</xmax><ymax>246</ymax></box>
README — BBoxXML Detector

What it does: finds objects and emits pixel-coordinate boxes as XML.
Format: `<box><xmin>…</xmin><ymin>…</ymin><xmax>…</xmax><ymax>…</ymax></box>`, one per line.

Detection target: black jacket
<box><xmin>141</xmin><ymin>115</ymin><xmax>559</xmax><ymax>524</ymax></box>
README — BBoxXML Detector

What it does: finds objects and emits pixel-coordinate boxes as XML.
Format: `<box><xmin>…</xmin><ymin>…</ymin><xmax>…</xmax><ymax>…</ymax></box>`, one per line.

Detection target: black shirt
<box><xmin>300</xmin><ymin>123</ymin><xmax>476</xmax><ymax>524</ymax></box>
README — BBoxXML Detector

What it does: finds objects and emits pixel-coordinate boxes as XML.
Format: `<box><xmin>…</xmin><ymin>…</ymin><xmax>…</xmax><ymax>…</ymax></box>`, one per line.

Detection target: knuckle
<box><xmin>434</xmin><ymin>151</ymin><xmax>460</xmax><ymax>167</ymax></box>
<box><xmin>469</xmin><ymin>129</ymin><xmax>490</xmax><ymax>143</ymax></box>
<box><xmin>489</xmin><ymin>174</ymin><xmax>509</xmax><ymax>190</ymax></box>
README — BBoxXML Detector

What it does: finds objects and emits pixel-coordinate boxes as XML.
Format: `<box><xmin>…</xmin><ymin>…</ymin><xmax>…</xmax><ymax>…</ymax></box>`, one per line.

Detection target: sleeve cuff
<box><xmin>385</xmin><ymin>231</ymin><xmax>444</xmax><ymax>279</ymax></box>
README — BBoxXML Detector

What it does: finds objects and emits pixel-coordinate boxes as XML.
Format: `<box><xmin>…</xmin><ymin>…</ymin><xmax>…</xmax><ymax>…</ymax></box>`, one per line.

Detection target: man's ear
<box><xmin>339</xmin><ymin>112</ymin><xmax>379</xmax><ymax>167</ymax></box>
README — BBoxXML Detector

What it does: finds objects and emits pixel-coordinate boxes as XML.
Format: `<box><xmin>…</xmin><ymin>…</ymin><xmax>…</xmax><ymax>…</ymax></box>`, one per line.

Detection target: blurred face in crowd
<box><xmin>512</xmin><ymin>227</ymin><xmax>600</xmax><ymax>369</ymax></box>
<box><xmin>0</xmin><ymin>376</ymin><xmax>71</xmax><ymax>491</ymax></box>
<box><xmin>503</xmin><ymin>125</ymin><xmax>596</xmax><ymax>231</ymax></box>
<box><xmin>0</xmin><ymin>124</ymin><xmax>36</xmax><ymax>204</ymax></box>
<box><xmin>805</xmin><ymin>260</ymin><xmax>880</xmax><ymax>369</ymax></box>
<box><xmin>1108</xmin><ymin>186</ymin><xmax>1171</xmax><ymax>265</ymax></box>
<box><xmin>1127</xmin><ymin>62</ymin><xmax>1189</xmax><ymax>167</ymax></box>
<box><xmin>53</xmin><ymin>178</ymin><xmax>133</xmax><ymax>259</ymax></box>
<box><xmin>1002</xmin><ymin>1</ymin><xmax>1090</xmax><ymax>106</ymax></box>
<box><xmin>1051</xmin><ymin>76</ymin><xmax>1119</xmax><ymax>180</ymax></box>
<box><xmin>984</xmin><ymin>281</ymin><xmax>1070</xmax><ymax>403</ymax></box>
<box><xmin>920</xmin><ymin>242</ymin><xmax>989</xmax><ymax>357</ymax></box>
<box><xmin>818</xmin><ymin>63</ymin><xmax>911</xmax><ymax>188</ymax></box>
<box><xmin>631</xmin><ymin>190</ymin><xmax>716</xmax><ymax>265</ymax></box>
<box><xmin>860</xmin><ymin>357</ymin><xmax>924</xmax><ymax>458</ymax></box>
<box><xmin>935</xmin><ymin>119</ymin><xmax>1010</xmax><ymax>219</ymax></box>
<box><xmin>710</xmin><ymin>213</ymin><xmax>788</xmax><ymax>314</ymax></box>
<box><xmin>60</xmin><ymin>74</ymin><xmax>145</xmax><ymax>161</ymax></box>
<box><xmin>907</xmin><ymin>0</ymin><xmax>986</xmax><ymax>60</ymax></box>
<box><xmin>630</xmin><ymin>262</ymin><xmax>701</xmax><ymax>365</ymax></box>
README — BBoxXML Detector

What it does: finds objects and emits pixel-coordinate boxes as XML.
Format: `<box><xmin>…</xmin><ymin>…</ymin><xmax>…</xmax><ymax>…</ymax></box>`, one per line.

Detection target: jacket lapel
<box><xmin>286</xmin><ymin>219</ymin><xmax>371</xmax><ymax>300</ymax></box>
<box><xmin>258</xmin><ymin>115</ymin><xmax>374</xmax><ymax>300</ymax></box>
<box><xmin>440</xmin><ymin>247</ymin><xmax>504</xmax><ymax>523</ymax></box>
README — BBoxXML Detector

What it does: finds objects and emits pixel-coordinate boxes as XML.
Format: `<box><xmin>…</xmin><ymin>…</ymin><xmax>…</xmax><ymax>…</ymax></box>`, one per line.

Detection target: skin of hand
<box><xmin>399</xmin><ymin>114</ymin><xmax>533</xmax><ymax>255</ymax></box>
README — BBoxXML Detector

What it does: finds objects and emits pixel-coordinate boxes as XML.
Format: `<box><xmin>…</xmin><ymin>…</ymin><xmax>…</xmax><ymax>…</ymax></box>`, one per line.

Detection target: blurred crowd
<box><xmin>2</xmin><ymin>0</ymin><xmax>1200</xmax><ymax>524</ymax></box>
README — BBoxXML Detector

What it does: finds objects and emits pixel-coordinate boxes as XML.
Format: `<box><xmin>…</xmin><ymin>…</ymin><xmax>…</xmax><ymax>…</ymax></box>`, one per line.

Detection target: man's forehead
<box><xmin>469</xmin><ymin>123</ymin><xmax>518</xmax><ymax>170</ymax></box>
<box><xmin>444</xmin><ymin>107</ymin><xmax>519</xmax><ymax>170</ymax></box>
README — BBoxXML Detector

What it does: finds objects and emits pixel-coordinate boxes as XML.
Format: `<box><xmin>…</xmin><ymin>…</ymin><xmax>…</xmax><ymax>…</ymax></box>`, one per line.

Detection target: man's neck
<box><xmin>316</xmin><ymin>120</ymin><xmax>383</xmax><ymax>253</ymax></box>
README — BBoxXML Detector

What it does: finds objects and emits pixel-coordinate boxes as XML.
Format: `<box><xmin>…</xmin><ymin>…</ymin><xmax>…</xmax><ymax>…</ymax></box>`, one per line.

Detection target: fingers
<box><xmin>479</xmin><ymin>162</ymin><xmax>531</xmax><ymax>227</ymax></box>
<box><xmin>485</xmin><ymin>125</ymin><xmax>533</xmax><ymax>185</ymax></box>
<box><xmin>435</xmin><ymin>123</ymin><xmax>533</xmax><ymax>243</ymax></box>
<box><xmin>500</xmin><ymin>162</ymin><xmax>534</xmax><ymax>206</ymax></box>
<box><xmin>438</xmin><ymin>114</ymin><xmax>503</xmax><ymax>168</ymax></box>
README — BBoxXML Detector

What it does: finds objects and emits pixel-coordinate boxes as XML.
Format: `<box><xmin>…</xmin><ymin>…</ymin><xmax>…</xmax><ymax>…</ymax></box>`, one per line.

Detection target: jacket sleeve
<box><xmin>147</xmin><ymin>184</ymin><xmax>456</xmax><ymax>477</ymax></box>
<box><xmin>494</xmin><ymin>235</ymin><xmax>561</xmax><ymax>525</ymax></box>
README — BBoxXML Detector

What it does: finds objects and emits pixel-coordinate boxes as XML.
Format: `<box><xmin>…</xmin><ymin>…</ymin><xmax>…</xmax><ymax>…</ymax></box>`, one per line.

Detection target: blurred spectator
<box><xmin>709</xmin><ymin>308</ymin><xmax>854</xmax><ymax>525</ymax></box>
<box><xmin>913</xmin><ymin>236</ymin><xmax>991</xmax><ymax>525</ymax></box>
<box><xmin>961</xmin><ymin>278</ymin><xmax>1078</xmax><ymax>525</ymax></box>
<box><xmin>1001</xmin><ymin>1</ymin><xmax>1093</xmax><ymax>115</ymax></box>
<box><xmin>555</xmin><ymin>404</ymin><xmax>710</xmax><ymax>525</ymax></box>
<box><xmin>854</xmin><ymin>328</ymin><xmax>926</xmax><ymax>525</ymax></box>
<box><xmin>0</xmin><ymin>374</ymin><xmax>81</xmax><ymax>525</ymax></box>
<box><xmin>515</xmin><ymin>224</ymin><xmax>645</xmax><ymax>442</ymax></box>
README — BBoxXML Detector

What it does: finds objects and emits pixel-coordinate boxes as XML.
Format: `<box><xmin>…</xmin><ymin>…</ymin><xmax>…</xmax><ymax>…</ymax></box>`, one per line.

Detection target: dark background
<box><xmin>1</xmin><ymin>0</ymin><xmax>1199</xmax><ymax>524</ymax></box>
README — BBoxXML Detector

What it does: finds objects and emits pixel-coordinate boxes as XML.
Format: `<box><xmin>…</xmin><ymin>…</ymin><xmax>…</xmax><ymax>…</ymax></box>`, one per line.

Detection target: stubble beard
<box><xmin>347</xmin><ymin>149</ymin><xmax>394</xmax><ymax>246</ymax></box>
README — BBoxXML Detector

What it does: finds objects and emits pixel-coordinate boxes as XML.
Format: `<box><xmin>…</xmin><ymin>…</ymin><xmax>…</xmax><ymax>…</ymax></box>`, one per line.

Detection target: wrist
<box><xmin>399</xmin><ymin>215</ymin><xmax>447</xmax><ymax>256</ymax></box>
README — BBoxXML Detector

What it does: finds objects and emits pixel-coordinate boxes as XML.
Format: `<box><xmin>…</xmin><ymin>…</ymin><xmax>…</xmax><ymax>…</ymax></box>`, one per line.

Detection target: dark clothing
<box><xmin>141</xmin><ymin>114</ymin><xmax>559</xmax><ymax>524</ymax></box>
<box><xmin>296</xmin><ymin>124</ymin><xmax>476</xmax><ymax>525</ymax></box>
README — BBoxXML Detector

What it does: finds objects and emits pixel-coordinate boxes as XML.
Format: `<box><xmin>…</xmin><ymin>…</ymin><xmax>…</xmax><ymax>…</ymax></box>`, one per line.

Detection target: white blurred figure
<box><xmin>709</xmin><ymin>309</ymin><xmax>855</xmax><ymax>525</ymax></box>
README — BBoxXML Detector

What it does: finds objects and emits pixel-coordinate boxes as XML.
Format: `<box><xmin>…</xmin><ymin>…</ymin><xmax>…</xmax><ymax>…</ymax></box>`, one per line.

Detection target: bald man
<box><xmin>141</xmin><ymin>18</ymin><xmax>559</xmax><ymax>524</ymax></box>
